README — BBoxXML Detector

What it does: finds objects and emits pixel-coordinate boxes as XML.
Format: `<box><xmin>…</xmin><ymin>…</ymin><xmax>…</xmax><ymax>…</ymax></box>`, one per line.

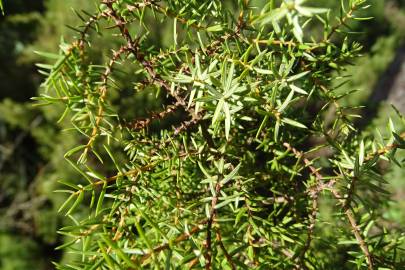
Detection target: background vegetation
<box><xmin>0</xmin><ymin>0</ymin><xmax>404</xmax><ymax>269</ymax></box>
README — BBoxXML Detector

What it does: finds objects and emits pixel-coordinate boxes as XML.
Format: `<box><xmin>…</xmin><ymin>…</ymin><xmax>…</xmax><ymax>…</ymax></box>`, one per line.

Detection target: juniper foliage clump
<box><xmin>36</xmin><ymin>0</ymin><xmax>405</xmax><ymax>269</ymax></box>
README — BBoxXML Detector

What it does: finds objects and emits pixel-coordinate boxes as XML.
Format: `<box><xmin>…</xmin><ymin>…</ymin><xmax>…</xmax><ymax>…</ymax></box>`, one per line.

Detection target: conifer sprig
<box><xmin>36</xmin><ymin>0</ymin><xmax>405</xmax><ymax>269</ymax></box>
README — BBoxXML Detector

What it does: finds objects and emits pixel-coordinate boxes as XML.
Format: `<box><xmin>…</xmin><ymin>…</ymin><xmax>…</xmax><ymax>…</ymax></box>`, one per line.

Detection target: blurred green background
<box><xmin>0</xmin><ymin>0</ymin><xmax>404</xmax><ymax>269</ymax></box>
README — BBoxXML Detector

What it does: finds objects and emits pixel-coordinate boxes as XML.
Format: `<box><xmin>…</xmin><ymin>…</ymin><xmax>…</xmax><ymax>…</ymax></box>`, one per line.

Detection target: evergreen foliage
<box><xmin>16</xmin><ymin>0</ymin><xmax>405</xmax><ymax>269</ymax></box>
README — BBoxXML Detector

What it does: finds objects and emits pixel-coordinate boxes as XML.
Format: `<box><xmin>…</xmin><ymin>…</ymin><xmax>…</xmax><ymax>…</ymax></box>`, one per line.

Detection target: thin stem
<box><xmin>325</xmin><ymin>3</ymin><xmax>358</xmax><ymax>42</ymax></box>
<box><xmin>204</xmin><ymin>181</ymin><xmax>221</xmax><ymax>269</ymax></box>
<box><xmin>216</xmin><ymin>229</ymin><xmax>236</xmax><ymax>270</ymax></box>
<box><xmin>330</xmin><ymin>188</ymin><xmax>374</xmax><ymax>270</ymax></box>
<box><xmin>140</xmin><ymin>220</ymin><xmax>208</xmax><ymax>263</ymax></box>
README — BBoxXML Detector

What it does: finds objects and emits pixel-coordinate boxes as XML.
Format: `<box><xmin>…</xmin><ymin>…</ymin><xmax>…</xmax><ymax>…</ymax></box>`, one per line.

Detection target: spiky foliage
<box><xmin>36</xmin><ymin>0</ymin><xmax>405</xmax><ymax>269</ymax></box>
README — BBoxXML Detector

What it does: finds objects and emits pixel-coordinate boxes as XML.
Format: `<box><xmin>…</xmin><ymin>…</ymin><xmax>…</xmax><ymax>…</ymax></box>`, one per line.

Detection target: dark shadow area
<box><xmin>0</xmin><ymin>0</ymin><xmax>45</xmax><ymax>101</ymax></box>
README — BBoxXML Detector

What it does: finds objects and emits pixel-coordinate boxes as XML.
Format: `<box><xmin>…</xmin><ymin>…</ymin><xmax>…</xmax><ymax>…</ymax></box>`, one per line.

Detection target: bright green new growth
<box><xmin>36</xmin><ymin>0</ymin><xmax>405</xmax><ymax>269</ymax></box>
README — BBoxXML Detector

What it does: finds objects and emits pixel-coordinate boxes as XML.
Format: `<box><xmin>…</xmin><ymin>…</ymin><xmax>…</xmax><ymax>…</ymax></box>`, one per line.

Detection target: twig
<box><xmin>204</xmin><ymin>181</ymin><xmax>221</xmax><ymax>269</ymax></box>
<box><xmin>140</xmin><ymin>220</ymin><xmax>208</xmax><ymax>263</ymax></box>
<box><xmin>325</xmin><ymin>3</ymin><xmax>358</xmax><ymax>42</ymax></box>
<box><xmin>216</xmin><ymin>230</ymin><xmax>236</xmax><ymax>270</ymax></box>
<box><xmin>104</xmin><ymin>1</ymin><xmax>201</xmax><ymax>134</ymax></box>
<box><xmin>330</xmin><ymin>188</ymin><xmax>374</xmax><ymax>270</ymax></box>
<box><xmin>83</xmin><ymin>45</ymin><xmax>130</xmax><ymax>157</ymax></box>
<box><xmin>78</xmin><ymin>12</ymin><xmax>104</xmax><ymax>49</ymax></box>
<box><xmin>365</xmin><ymin>131</ymin><xmax>405</xmax><ymax>161</ymax></box>
<box><xmin>283</xmin><ymin>142</ymin><xmax>322</xmax><ymax>263</ymax></box>
<box><xmin>126</xmin><ymin>102</ymin><xmax>182</xmax><ymax>130</ymax></box>
<box><xmin>284</xmin><ymin>142</ymin><xmax>375</xmax><ymax>270</ymax></box>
